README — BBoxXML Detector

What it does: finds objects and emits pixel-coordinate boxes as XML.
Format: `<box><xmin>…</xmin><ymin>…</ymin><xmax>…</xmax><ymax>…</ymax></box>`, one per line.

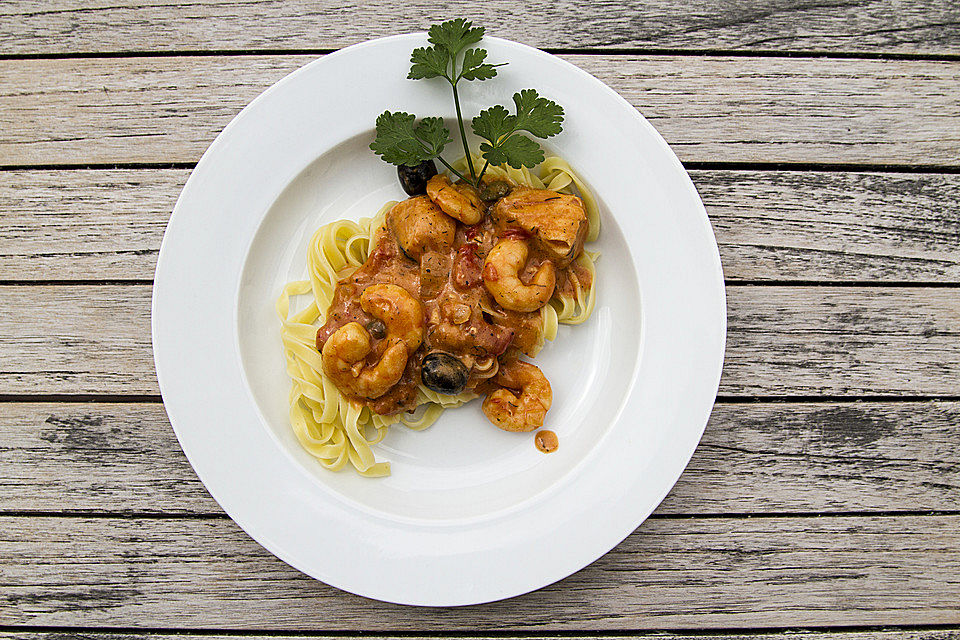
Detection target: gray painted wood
<box><xmin>3</xmin><ymin>169</ymin><xmax>960</xmax><ymax>283</ymax></box>
<box><xmin>2</xmin><ymin>285</ymin><xmax>957</xmax><ymax>396</ymax></box>
<box><xmin>1</xmin><ymin>514</ymin><xmax>958</xmax><ymax>628</ymax></box>
<box><xmin>1</xmin><ymin>401</ymin><xmax>957</xmax><ymax>515</ymax></box>
<box><xmin>0</xmin><ymin>286</ymin><xmax>155</xmax><ymax>395</ymax></box>
<box><xmin>697</xmin><ymin>170</ymin><xmax>960</xmax><ymax>283</ymax></box>
<box><xmin>2</xmin><ymin>56</ymin><xmax>958</xmax><ymax>166</ymax></box>
<box><xmin>3</xmin><ymin>633</ymin><xmax>960</xmax><ymax>640</ymax></box>
<box><xmin>1</xmin><ymin>0</ymin><xmax>958</xmax><ymax>55</ymax></box>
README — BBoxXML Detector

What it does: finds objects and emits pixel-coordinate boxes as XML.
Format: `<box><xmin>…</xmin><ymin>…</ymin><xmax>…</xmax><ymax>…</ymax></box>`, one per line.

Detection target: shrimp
<box><xmin>482</xmin><ymin>238</ymin><xmax>556</xmax><ymax>312</ymax></box>
<box><xmin>387</xmin><ymin>196</ymin><xmax>455</xmax><ymax>260</ymax></box>
<box><xmin>321</xmin><ymin>323</ymin><xmax>409</xmax><ymax>399</ymax></box>
<box><xmin>482</xmin><ymin>359</ymin><xmax>552</xmax><ymax>432</ymax></box>
<box><xmin>492</xmin><ymin>187</ymin><xmax>588</xmax><ymax>267</ymax></box>
<box><xmin>359</xmin><ymin>283</ymin><xmax>424</xmax><ymax>349</ymax></box>
<box><xmin>426</xmin><ymin>174</ymin><xmax>485</xmax><ymax>225</ymax></box>
<box><xmin>321</xmin><ymin>284</ymin><xmax>424</xmax><ymax>399</ymax></box>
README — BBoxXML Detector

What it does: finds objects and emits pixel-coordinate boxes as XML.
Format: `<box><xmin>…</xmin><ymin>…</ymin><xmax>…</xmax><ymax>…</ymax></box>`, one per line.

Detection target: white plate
<box><xmin>152</xmin><ymin>34</ymin><xmax>726</xmax><ymax>606</ymax></box>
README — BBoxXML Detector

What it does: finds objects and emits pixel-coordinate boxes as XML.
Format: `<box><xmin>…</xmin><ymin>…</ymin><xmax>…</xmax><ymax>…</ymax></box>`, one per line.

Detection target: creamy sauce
<box><xmin>535</xmin><ymin>429</ymin><xmax>559</xmax><ymax>453</ymax></box>
<box><xmin>316</xmin><ymin>183</ymin><xmax>588</xmax><ymax>417</ymax></box>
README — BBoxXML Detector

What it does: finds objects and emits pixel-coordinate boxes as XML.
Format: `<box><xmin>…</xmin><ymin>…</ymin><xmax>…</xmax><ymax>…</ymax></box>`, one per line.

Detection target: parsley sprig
<box><xmin>369</xmin><ymin>19</ymin><xmax>564</xmax><ymax>189</ymax></box>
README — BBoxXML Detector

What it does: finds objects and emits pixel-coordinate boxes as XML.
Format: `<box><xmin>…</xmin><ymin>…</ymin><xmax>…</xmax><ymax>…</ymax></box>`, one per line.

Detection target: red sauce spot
<box><xmin>315</xmin><ymin>325</ymin><xmax>336</xmax><ymax>351</ymax></box>
<box><xmin>482</xmin><ymin>262</ymin><xmax>499</xmax><ymax>281</ymax></box>
<box><xmin>488</xmin><ymin>326</ymin><xmax>515</xmax><ymax>355</ymax></box>
<box><xmin>368</xmin><ymin>241</ymin><xmax>396</xmax><ymax>262</ymax></box>
<box><xmin>457</xmin><ymin>242</ymin><xmax>478</xmax><ymax>259</ymax></box>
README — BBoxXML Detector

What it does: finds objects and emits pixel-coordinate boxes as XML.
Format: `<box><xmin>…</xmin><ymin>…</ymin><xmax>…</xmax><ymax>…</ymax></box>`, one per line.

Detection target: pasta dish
<box><xmin>277</xmin><ymin>157</ymin><xmax>599</xmax><ymax>475</ymax></box>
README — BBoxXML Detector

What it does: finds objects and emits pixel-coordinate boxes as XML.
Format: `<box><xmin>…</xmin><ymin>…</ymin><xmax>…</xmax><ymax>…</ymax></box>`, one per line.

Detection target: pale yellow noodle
<box><xmin>278</xmin><ymin>157</ymin><xmax>599</xmax><ymax>476</ymax></box>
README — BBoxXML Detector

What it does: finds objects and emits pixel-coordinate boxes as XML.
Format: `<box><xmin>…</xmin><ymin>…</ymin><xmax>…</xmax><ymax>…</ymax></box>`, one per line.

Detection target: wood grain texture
<box><xmin>1</xmin><ymin>401</ymin><xmax>957</xmax><ymax>515</ymax></box>
<box><xmin>721</xmin><ymin>287</ymin><xmax>960</xmax><ymax>396</ymax></box>
<box><xmin>2</xmin><ymin>633</ymin><xmax>960</xmax><ymax>640</ymax></box>
<box><xmin>0</xmin><ymin>170</ymin><xmax>181</xmax><ymax>280</ymax></box>
<box><xmin>4</xmin><ymin>169</ymin><xmax>960</xmax><ymax>283</ymax></box>
<box><xmin>0</xmin><ymin>286</ymin><xmax>154</xmax><ymax>395</ymax></box>
<box><xmin>696</xmin><ymin>170</ymin><xmax>960</xmax><ymax>283</ymax></box>
<box><xmin>1</xmin><ymin>0</ymin><xmax>959</xmax><ymax>55</ymax></box>
<box><xmin>2</xmin><ymin>56</ymin><xmax>958</xmax><ymax>167</ymax></box>
<box><xmin>2</xmin><ymin>285</ymin><xmax>958</xmax><ymax>396</ymax></box>
<box><xmin>1</xmin><ymin>2</ymin><xmax>958</xmax><ymax>634</ymax></box>
<box><xmin>2</xmin><ymin>514</ymin><xmax>958</xmax><ymax>628</ymax></box>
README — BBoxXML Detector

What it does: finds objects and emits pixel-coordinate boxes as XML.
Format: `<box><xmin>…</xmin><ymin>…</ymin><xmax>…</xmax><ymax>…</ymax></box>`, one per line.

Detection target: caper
<box><xmin>479</xmin><ymin>180</ymin><xmax>512</xmax><ymax>202</ymax></box>
<box><xmin>421</xmin><ymin>351</ymin><xmax>469</xmax><ymax>395</ymax></box>
<box><xmin>365</xmin><ymin>319</ymin><xmax>387</xmax><ymax>339</ymax></box>
<box><xmin>397</xmin><ymin>159</ymin><xmax>438</xmax><ymax>196</ymax></box>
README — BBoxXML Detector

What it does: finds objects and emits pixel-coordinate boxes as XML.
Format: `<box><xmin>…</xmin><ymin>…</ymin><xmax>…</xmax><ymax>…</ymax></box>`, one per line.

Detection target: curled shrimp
<box><xmin>427</xmin><ymin>174</ymin><xmax>484</xmax><ymax>225</ymax></box>
<box><xmin>482</xmin><ymin>359</ymin><xmax>552</xmax><ymax>432</ymax></box>
<box><xmin>359</xmin><ymin>283</ymin><xmax>424</xmax><ymax>349</ymax></box>
<box><xmin>321</xmin><ymin>323</ymin><xmax>408</xmax><ymax>399</ymax></box>
<box><xmin>482</xmin><ymin>238</ymin><xmax>556</xmax><ymax>312</ymax></box>
<box><xmin>321</xmin><ymin>284</ymin><xmax>424</xmax><ymax>399</ymax></box>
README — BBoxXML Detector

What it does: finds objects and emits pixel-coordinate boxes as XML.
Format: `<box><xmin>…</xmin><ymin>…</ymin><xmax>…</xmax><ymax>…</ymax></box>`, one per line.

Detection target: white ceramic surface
<box><xmin>152</xmin><ymin>33</ymin><xmax>726</xmax><ymax>606</ymax></box>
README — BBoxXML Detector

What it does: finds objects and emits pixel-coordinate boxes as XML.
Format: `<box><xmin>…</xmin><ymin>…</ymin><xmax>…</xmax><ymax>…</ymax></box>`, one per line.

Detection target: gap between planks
<box><xmin>4</xmin><ymin>282</ymin><xmax>960</xmax><ymax>288</ymax></box>
<box><xmin>3</xmin><ymin>395</ymin><xmax>960</xmax><ymax>404</ymax></box>
<box><xmin>1</xmin><ymin>48</ymin><xmax>960</xmax><ymax>63</ymax></box>
<box><xmin>2</xmin><ymin>162</ymin><xmax>960</xmax><ymax>175</ymax></box>
<box><xmin>1</xmin><ymin>510</ymin><xmax>959</xmax><ymax>520</ymax></box>
<box><xmin>1</xmin><ymin>624</ymin><xmax>960</xmax><ymax>636</ymax></box>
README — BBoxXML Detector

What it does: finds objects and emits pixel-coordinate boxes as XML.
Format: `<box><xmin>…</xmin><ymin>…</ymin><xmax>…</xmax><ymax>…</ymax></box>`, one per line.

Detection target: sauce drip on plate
<box><xmin>535</xmin><ymin>429</ymin><xmax>559</xmax><ymax>453</ymax></box>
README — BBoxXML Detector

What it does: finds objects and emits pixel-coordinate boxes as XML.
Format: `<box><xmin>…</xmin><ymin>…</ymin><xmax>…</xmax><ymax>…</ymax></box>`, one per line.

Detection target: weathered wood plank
<box><xmin>698</xmin><ymin>170</ymin><xmax>960</xmax><ymax>283</ymax></box>
<box><xmin>1</xmin><ymin>285</ymin><xmax>958</xmax><ymax>396</ymax></box>
<box><xmin>2</xmin><ymin>633</ymin><xmax>960</xmax><ymax>640</ymax></box>
<box><xmin>1</xmin><ymin>514</ymin><xmax>957</xmax><ymax>628</ymax></box>
<box><xmin>0</xmin><ymin>403</ymin><xmax>211</xmax><ymax>514</ymax></box>
<box><xmin>4</xmin><ymin>169</ymin><xmax>960</xmax><ymax>283</ymax></box>
<box><xmin>2</xmin><ymin>401</ymin><xmax>957</xmax><ymax>515</ymax></box>
<box><xmin>721</xmin><ymin>287</ymin><xmax>960</xmax><ymax>397</ymax></box>
<box><xmin>0</xmin><ymin>170</ymin><xmax>180</xmax><ymax>281</ymax></box>
<box><xmin>1</xmin><ymin>0</ymin><xmax>958</xmax><ymax>55</ymax></box>
<box><xmin>1</xmin><ymin>56</ymin><xmax>958</xmax><ymax>167</ymax></box>
<box><xmin>0</xmin><ymin>286</ymin><xmax>155</xmax><ymax>395</ymax></box>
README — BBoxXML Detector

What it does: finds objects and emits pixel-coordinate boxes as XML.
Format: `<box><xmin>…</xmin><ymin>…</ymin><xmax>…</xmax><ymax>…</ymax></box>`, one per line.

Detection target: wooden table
<box><xmin>2</xmin><ymin>1</ymin><xmax>959</xmax><ymax>635</ymax></box>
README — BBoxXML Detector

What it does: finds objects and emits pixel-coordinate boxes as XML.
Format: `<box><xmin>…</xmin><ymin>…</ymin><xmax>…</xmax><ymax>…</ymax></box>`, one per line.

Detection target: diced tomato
<box><xmin>454</xmin><ymin>243</ymin><xmax>482</xmax><ymax>288</ymax></box>
<box><xmin>500</xmin><ymin>227</ymin><xmax>530</xmax><ymax>241</ymax></box>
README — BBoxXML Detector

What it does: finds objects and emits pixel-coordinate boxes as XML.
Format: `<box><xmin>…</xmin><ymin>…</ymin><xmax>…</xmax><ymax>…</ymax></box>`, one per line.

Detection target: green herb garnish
<box><xmin>369</xmin><ymin>113</ymin><xmax>452</xmax><ymax>167</ymax></box>
<box><xmin>370</xmin><ymin>19</ymin><xmax>564</xmax><ymax>189</ymax></box>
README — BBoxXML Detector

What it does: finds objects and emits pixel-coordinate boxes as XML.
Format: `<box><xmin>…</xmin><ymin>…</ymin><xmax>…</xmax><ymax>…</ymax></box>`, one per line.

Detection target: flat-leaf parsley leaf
<box><xmin>369</xmin><ymin>111</ymin><xmax>452</xmax><ymax>167</ymax></box>
<box><xmin>472</xmin><ymin>89</ymin><xmax>564</xmax><ymax>170</ymax></box>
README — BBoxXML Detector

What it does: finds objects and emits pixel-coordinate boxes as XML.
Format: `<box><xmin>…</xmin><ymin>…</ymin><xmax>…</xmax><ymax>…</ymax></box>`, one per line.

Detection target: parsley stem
<box><xmin>435</xmin><ymin>155</ymin><xmax>468</xmax><ymax>183</ymax></box>
<box><xmin>476</xmin><ymin>159</ymin><xmax>490</xmax><ymax>183</ymax></box>
<box><xmin>450</xmin><ymin>82</ymin><xmax>478</xmax><ymax>183</ymax></box>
